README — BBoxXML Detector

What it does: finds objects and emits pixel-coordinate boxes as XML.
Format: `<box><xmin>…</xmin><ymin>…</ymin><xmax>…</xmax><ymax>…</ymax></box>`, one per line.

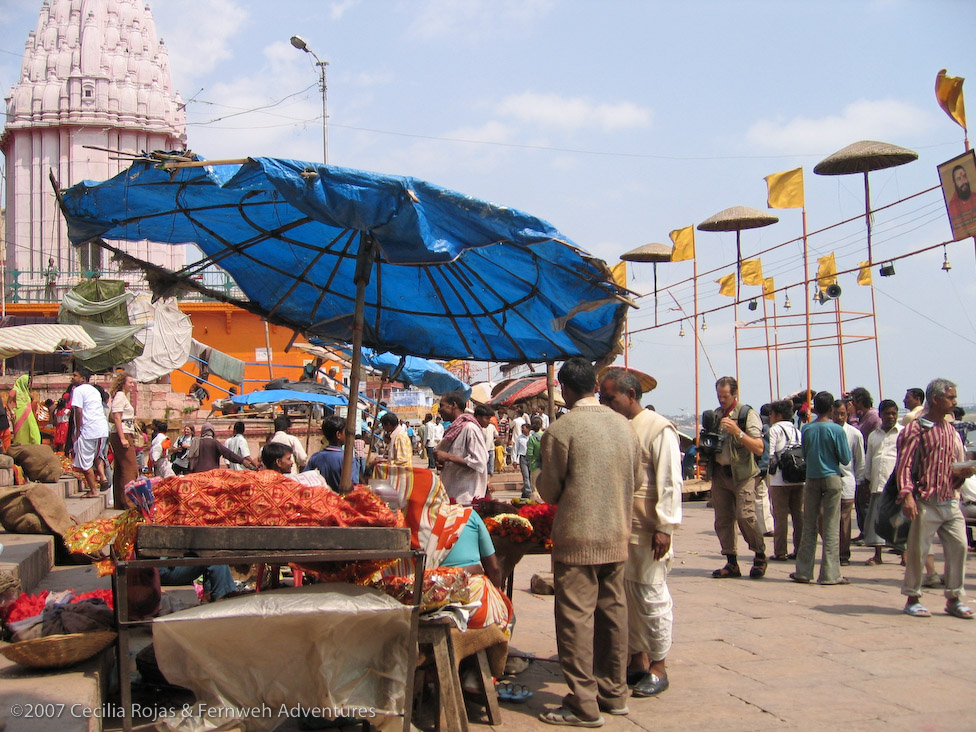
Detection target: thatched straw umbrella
<box><xmin>698</xmin><ymin>206</ymin><xmax>779</xmax><ymax>382</ymax></box>
<box><xmin>621</xmin><ymin>242</ymin><xmax>673</xmax><ymax>326</ymax></box>
<box><xmin>815</xmin><ymin>140</ymin><xmax>917</xmax><ymax>395</ymax></box>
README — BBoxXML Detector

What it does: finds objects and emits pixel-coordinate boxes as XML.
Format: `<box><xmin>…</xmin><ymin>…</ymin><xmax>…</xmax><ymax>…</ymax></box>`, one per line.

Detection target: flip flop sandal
<box><xmin>789</xmin><ymin>572</ymin><xmax>811</xmax><ymax>584</ymax></box>
<box><xmin>903</xmin><ymin>602</ymin><xmax>931</xmax><ymax>618</ymax></box>
<box><xmin>496</xmin><ymin>682</ymin><xmax>533</xmax><ymax>703</ymax></box>
<box><xmin>864</xmin><ymin>557</ymin><xmax>882</xmax><ymax>566</ymax></box>
<box><xmin>749</xmin><ymin>556</ymin><xmax>768</xmax><ymax>578</ymax></box>
<box><xmin>945</xmin><ymin>602</ymin><xmax>974</xmax><ymax>619</ymax></box>
<box><xmin>539</xmin><ymin>708</ymin><xmax>604</xmax><ymax>727</ymax></box>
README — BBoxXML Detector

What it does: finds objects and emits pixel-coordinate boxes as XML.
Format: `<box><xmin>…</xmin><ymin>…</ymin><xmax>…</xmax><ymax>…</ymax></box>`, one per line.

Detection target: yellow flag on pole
<box><xmin>763</xmin><ymin>277</ymin><xmax>775</xmax><ymax>301</ymax></box>
<box><xmin>610</xmin><ymin>261</ymin><xmax>627</xmax><ymax>287</ymax></box>
<box><xmin>716</xmin><ymin>273</ymin><xmax>736</xmax><ymax>298</ymax></box>
<box><xmin>669</xmin><ymin>226</ymin><xmax>695</xmax><ymax>261</ymax></box>
<box><xmin>817</xmin><ymin>253</ymin><xmax>837</xmax><ymax>291</ymax></box>
<box><xmin>741</xmin><ymin>259</ymin><xmax>764</xmax><ymax>286</ymax></box>
<box><xmin>857</xmin><ymin>261</ymin><xmax>873</xmax><ymax>287</ymax></box>
<box><xmin>765</xmin><ymin>167</ymin><xmax>805</xmax><ymax>209</ymax></box>
<box><xmin>936</xmin><ymin>69</ymin><xmax>967</xmax><ymax>130</ymax></box>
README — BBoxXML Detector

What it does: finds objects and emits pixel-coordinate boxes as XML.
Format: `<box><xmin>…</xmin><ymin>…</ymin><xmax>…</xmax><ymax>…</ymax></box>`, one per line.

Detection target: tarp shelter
<box><xmin>230</xmin><ymin>389</ymin><xmax>347</xmax><ymax>408</ymax></box>
<box><xmin>355</xmin><ymin>347</ymin><xmax>470</xmax><ymax>399</ymax></box>
<box><xmin>490</xmin><ymin>375</ymin><xmax>564</xmax><ymax>408</ymax></box>
<box><xmin>57</xmin><ymin>279</ymin><xmax>144</xmax><ymax>371</ymax></box>
<box><xmin>56</xmin><ymin>153</ymin><xmax>632</xmax><ymax>489</ymax></box>
<box><xmin>0</xmin><ymin>324</ymin><xmax>96</xmax><ymax>359</ymax></box>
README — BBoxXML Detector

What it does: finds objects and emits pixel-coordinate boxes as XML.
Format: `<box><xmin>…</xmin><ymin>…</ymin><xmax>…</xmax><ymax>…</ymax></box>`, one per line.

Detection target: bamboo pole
<box><xmin>802</xmin><ymin>207</ymin><xmax>812</xmax><ymax>413</ymax></box>
<box><xmin>546</xmin><ymin>363</ymin><xmax>556</xmax><ymax>421</ymax></box>
<box><xmin>339</xmin><ymin>233</ymin><xmax>375</xmax><ymax>492</ymax></box>
<box><xmin>761</xmin><ymin>295</ymin><xmax>774</xmax><ymax>403</ymax></box>
<box><xmin>693</xmin><ymin>258</ymin><xmax>701</xmax><ymax>478</ymax></box>
<box><xmin>864</xmin><ymin>172</ymin><xmax>884</xmax><ymax>398</ymax></box>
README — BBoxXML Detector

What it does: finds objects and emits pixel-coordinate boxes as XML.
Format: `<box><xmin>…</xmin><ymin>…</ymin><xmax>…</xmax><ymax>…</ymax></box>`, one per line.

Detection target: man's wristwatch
<box><xmin>738</xmin><ymin>431</ymin><xmax>745</xmax><ymax>440</ymax></box>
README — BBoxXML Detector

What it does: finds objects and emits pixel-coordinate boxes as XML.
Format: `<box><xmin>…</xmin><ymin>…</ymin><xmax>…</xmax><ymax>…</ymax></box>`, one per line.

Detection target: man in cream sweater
<box><xmin>599</xmin><ymin>368</ymin><xmax>681</xmax><ymax>699</ymax></box>
<box><xmin>537</xmin><ymin>358</ymin><xmax>642</xmax><ymax>727</ymax></box>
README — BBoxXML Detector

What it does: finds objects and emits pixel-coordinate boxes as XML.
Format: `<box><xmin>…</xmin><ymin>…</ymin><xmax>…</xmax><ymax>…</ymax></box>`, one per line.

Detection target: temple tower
<box><xmin>1</xmin><ymin>0</ymin><xmax>187</xmax><ymax>299</ymax></box>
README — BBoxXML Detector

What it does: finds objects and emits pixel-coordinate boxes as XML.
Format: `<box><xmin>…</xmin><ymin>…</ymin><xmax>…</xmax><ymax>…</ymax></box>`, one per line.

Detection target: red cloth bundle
<box><xmin>151</xmin><ymin>470</ymin><xmax>401</xmax><ymax>528</ymax></box>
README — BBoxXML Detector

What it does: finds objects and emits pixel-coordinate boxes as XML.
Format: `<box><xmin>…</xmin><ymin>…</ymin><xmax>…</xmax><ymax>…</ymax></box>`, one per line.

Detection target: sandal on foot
<box><xmin>864</xmin><ymin>557</ymin><xmax>882</xmax><ymax>566</ymax></box>
<box><xmin>789</xmin><ymin>572</ymin><xmax>811</xmax><ymax>584</ymax></box>
<box><xmin>786</xmin><ymin>552</ymin><xmax>797</xmax><ymax>560</ymax></box>
<box><xmin>945</xmin><ymin>601</ymin><xmax>974</xmax><ymax>619</ymax></box>
<box><xmin>539</xmin><ymin>708</ymin><xmax>604</xmax><ymax>727</ymax></box>
<box><xmin>749</xmin><ymin>556</ymin><xmax>768</xmax><ymax>578</ymax></box>
<box><xmin>903</xmin><ymin>602</ymin><xmax>931</xmax><ymax>618</ymax></box>
<box><xmin>711</xmin><ymin>563</ymin><xmax>741</xmax><ymax>578</ymax></box>
<box><xmin>769</xmin><ymin>554</ymin><xmax>789</xmax><ymax>562</ymax></box>
<box><xmin>496</xmin><ymin>682</ymin><xmax>533</xmax><ymax>703</ymax></box>
<box><xmin>596</xmin><ymin>699</ymin><xmax>628</xmax><ymax>716</ymax></box>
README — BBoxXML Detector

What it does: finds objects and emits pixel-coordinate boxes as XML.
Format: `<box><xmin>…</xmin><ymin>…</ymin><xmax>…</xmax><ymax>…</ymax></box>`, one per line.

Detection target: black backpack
<box><xmin>772</xmin><ymin>423</ymin><xmax>806</xmax><ymax>483</ymax></box>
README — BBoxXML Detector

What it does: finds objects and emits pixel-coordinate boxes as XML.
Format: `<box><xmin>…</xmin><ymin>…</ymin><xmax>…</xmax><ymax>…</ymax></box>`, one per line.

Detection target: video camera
<box><xmin>698</xmin><ymin>409</ymin><xmax>725</xmax><ymax>458</ymax></box>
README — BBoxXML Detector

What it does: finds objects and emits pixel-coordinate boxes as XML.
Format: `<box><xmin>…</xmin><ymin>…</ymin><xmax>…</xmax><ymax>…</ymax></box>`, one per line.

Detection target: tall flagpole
<box><xmin>693</xmin><ymin>257</ymin><xmax>701</xmax><ymax>477</ymax></box>
<box><xmin>802</xmin><ymin>206</ymin><xmax>812</xmax><ymax>411</ymax></box>
<box><xmin>864</xmin><ymin>172</ymin><xmax>883</xmax><ymax>398</ymax></box>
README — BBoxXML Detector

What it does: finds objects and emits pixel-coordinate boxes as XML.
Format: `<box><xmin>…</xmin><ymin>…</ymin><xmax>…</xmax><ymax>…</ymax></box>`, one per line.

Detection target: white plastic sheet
<box><xmin>152</xmin><ymin>583</ymin><xmax>412</xmax><ymax>732</ymax></box>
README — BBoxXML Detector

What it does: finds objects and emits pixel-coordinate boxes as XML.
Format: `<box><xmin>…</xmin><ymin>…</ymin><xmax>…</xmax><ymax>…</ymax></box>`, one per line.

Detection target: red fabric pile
<box><xmin>1</xmin><ymin>589</ymin><xmax>114</xmax><ymax>624</ymax></box>
<box><xmin>151</xmin><ymin>470</ymin><xmax>401</xmax><ymax>528</ymax></box>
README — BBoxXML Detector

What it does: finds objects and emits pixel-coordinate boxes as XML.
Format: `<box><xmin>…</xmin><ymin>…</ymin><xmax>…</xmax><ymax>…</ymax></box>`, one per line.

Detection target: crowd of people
<box><xmin>698</xmin><ymin>376</ymin><xmax>975</xmax><ymax>622</ymax></box>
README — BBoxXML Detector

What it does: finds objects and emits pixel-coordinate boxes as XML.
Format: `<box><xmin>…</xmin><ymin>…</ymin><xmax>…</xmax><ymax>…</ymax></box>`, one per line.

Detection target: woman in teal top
<box><xmin>441</xmin><ymin>510</ymin><xmax>502</xmax><ymax>588</ymax></box>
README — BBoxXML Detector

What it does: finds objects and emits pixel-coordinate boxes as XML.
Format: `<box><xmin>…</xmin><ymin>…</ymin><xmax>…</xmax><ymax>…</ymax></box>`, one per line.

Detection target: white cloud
<box><xmin>746</xmin><ymin>99</ymin><xmax>935</xmax><ymax>153</ymax></box>
<box><xmin>496</xmin><ymin>92</ymin><xmax>652</xmax><ymax>133</ymax></box>
<box><xmin>159</xmin><ymin>0</ymin><xmax>249</xmax><ymax>82</ymax></box>
<box><xmin>407</xmin><ymin>0</ymin><xmax>555</xmax><ymax>41</ymax></box>
<box><xmin>330</xmin><ymin>0</ymin><xmax>359</xmax><ymax>20</ymax></box>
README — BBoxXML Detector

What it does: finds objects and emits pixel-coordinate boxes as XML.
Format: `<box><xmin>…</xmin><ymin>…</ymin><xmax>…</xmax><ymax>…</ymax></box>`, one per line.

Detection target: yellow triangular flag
<box><xmin>765</xmin><ymin>167</ymin><xmax>805</xmax><ymax>209</ymax></box>
<box><xmin>669</xmin><ymin>226</ymin><xmax>695</xmax><ymax>262</ymax></box>
<box><xmin>716</xmin><ymin>273</ymin><xmax>736</xmax><ymax>298</ymax></box>
<box><xmin>763</xmin><ymin>277</ymin><xmax>775</xmax><ymax>301</ymax></box>
<box><xmin>936</xmin><ymin>69</ymin><xmax>967</xmax><ymax>130</ymax></box>
<box><xmin>610</xmin><ymin>261</ymin><xmax>627</xmax><ymax>287</ymax></box>
<box><xmin>817</xmin><ymin>253</ymin><xmax>837</xmax><ymax>291</ymax></box>
<box><xmin>741</xmin><ymin>259</ymin><xmax>764</xmax><ymax>286</ymax></box>
<box><xmin>857</xmin><ymin>261</ymin><xmax>873</xmax><ymax>287</ymax></box>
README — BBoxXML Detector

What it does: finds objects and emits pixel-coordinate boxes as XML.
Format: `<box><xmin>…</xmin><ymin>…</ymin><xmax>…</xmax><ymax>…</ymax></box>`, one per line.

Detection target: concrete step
<box><xmin>0</xmin><ymin>533</ymin><xmax>54</xmax><ymax>594</ymax></box>
<box><xmin>0</xmin><ymin>635</ymin><xmax>114</xmax><ymax>732</ymax></box>
<box><xmin>63</xmin><ymin>495</ymin><xmax>112</xmax><ymax>525</ymax></box>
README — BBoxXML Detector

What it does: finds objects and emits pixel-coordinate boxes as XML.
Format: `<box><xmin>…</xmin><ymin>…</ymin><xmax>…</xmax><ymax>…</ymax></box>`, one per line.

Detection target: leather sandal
<box><xmin>749</xmin><ymin>555</ymin><xmax>768</xmax><ymax>578</ymax></box>
<box><xmin>711</xmin><ymin>563</ymin><xmax>741</xmax><ymax>578</ymax></box>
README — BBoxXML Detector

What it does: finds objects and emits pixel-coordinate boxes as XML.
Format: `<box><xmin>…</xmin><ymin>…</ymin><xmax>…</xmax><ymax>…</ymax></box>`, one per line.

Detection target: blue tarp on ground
<box><xmin>58</xmin><ymin>155</ymin><xmax>629</xmax><ymax>364</ymax></box>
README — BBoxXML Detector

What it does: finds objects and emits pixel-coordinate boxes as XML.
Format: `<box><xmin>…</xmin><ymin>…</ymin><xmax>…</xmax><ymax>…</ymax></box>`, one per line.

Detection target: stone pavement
<box><xmin>493</xmin><ymin>493</ymin><xmax>976</xmax><ymax>732</ymax></box>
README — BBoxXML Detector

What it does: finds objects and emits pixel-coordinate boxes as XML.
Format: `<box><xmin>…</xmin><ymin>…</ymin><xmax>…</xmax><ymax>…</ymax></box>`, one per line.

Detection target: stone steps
<box><xmin>0</xmin><ymin>489</ymin><xmax>119</xmax><ymax>732</ymax></box>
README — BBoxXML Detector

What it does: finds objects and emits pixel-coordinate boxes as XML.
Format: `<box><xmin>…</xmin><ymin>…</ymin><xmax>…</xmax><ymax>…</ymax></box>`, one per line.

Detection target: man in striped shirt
<box><xmin>897</xmin><ymin>378</ymin><xmax>975</xmax><ymax>619</ymax></box>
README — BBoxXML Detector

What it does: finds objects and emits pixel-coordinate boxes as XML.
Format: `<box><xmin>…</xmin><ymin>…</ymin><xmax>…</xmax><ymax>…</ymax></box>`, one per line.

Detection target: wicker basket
<box><xmin>0</xmin><ymin>631</ymin><xmax>117</xmax><ymax>669</ymax></box>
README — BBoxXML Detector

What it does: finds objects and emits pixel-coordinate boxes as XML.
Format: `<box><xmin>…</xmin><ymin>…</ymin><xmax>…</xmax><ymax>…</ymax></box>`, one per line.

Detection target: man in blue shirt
<box><xmin>791</xmin><ymin>391</ymin><xmax>852</xmax><ymax>585</ymax></box>
<box><xmin>306</xmin><ymin>415</ymin><xmax>358</xmax><ymax>490</ymax></box>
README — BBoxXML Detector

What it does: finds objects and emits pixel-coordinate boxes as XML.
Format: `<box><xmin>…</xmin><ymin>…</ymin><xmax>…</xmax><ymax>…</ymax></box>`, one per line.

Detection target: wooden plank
<box><xmin>136</xmin><ymin>525</ymin><xmax>409</xmax><ymax>557</ymax></box>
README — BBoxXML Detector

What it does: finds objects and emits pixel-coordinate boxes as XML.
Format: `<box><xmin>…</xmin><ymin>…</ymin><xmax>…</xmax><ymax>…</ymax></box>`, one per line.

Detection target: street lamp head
<box><xmin>290</xmin><ymin>35</ymin><xmax>308</xmax><ymax>51</ymax></box>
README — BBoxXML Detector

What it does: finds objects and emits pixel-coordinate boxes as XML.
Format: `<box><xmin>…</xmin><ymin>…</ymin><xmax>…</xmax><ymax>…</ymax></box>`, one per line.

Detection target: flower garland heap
<box><xmin>474</xmin><ymin>498</ymin><xmax>557</xmax><ymax>548</ymax></box>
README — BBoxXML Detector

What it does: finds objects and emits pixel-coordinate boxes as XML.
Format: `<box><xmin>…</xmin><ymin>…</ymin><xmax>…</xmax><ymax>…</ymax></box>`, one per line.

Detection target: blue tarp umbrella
<box><xmin>230</xmin><ymin>389</ymin><xmax>347</xmax><ymax>407</ymax></box>
<box><xmin>54</xmin><ymin>153</ymin><xmax>632</xmax><ymax>489</ymax></box>
<box><xmin>357</xmin><ymin>347</ymin><xmax>471</xmax><ymax>400</ymax></box>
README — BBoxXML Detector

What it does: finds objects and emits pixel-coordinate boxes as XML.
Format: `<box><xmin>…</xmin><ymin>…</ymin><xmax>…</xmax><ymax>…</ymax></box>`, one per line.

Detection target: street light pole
<box><xmin>290</xmin><ymin>35</ymin><xmax>329</xmax><ymax>164</ymax></box>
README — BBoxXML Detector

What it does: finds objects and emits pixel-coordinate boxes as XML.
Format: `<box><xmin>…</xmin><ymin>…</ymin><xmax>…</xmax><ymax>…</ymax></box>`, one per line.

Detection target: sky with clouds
<box><xmin>0</xmin><ymin>0</ymin><xmax>974</xmax><ymax>414</ymax></box>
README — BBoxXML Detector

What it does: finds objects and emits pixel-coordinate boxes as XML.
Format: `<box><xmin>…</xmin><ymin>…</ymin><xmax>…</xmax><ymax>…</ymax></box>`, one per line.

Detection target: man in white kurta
<box><xmin>435</xmin><ymin>392</ymin><xmax>488</xmax><ymax>505</ymax></box>
<box><xmin>598</xmin><ymin>368</ymin><xmax>681</xmax><ymax>698</ymax></box>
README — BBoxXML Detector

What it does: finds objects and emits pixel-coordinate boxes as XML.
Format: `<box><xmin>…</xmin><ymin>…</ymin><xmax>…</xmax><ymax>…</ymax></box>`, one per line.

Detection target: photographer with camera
<box><xmin>702</xmin><ymin>376</ymin><xmax>767</xmax><ymax>579</ymax></box>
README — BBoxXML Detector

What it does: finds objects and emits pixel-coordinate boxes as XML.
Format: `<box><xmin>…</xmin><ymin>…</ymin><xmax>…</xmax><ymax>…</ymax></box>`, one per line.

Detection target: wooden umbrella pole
<box><xmin>263</xmin><ymin>322</ymin><xmax>274</xmax><ymax>381</ymax></box>
<box><xmin>340</xmin><ymin>233</ymin><xmax>375</xmax><ymax>492</ymax></box>
<box><xmin>364</xmin><ymin>374</ymin><xmax>386</xmax><ymax>466</ymax></box>
<box><xmin>546</xmin><ymin>363</ymin><xmax>556</xmax><ymax>421</ymax></box>
<box><xmin>734</xmin><ymin>231</ymin><xmax>742</xmax><ymax>383</ymax></box>
<box><xmin>864</xmin><ymin>172</ymin><xmax>884</xmax><ymax>398</ymax></box>
<box><xmin>693</xmin><ymin>258</ymin><xmax>701</xmax><ymax>478</ymax></box>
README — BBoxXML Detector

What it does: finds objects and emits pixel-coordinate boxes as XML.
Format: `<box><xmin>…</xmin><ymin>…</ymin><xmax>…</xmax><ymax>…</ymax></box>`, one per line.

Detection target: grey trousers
<box><xmin>553</xmin><ymin>561</ymin><xmax>629</xmax><ymax>720</ymax></box>
<box><xmin>795</xmin><ymin>475</ymin><xmax>843</xmax><ymax>583</ymax></box>
<box><xmin>901</xmin><ymin>498</ymin><xmax>968</xmax><ymax>600</ymax></box>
